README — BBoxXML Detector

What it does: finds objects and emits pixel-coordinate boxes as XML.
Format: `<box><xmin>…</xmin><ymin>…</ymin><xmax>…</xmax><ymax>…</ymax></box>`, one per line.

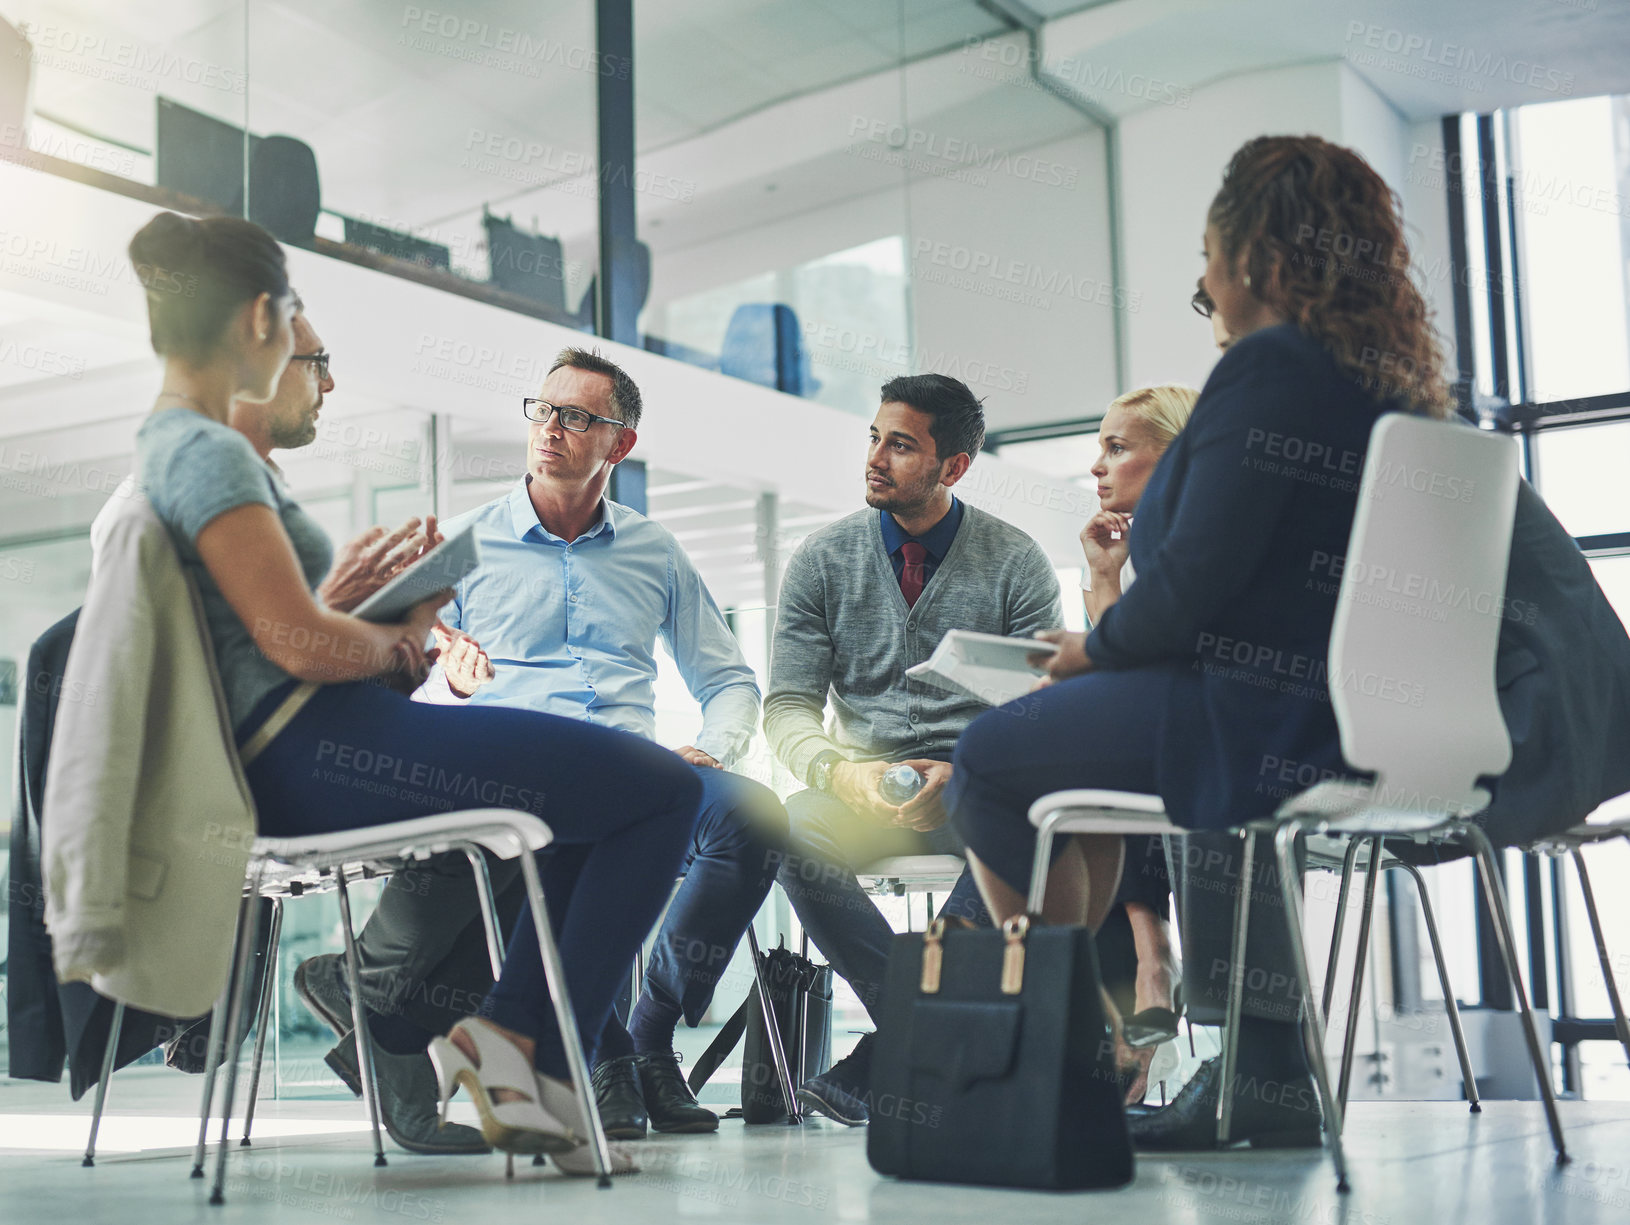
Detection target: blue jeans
<box><xmin>776</xmin><ymin>767</ymin><xmax>990</xmax><ymax>1024</ymax></box>
<box><xmin>601</xmin><ymin>765</ymin><xmax>788</xmax><ymax>1059</ymax></box>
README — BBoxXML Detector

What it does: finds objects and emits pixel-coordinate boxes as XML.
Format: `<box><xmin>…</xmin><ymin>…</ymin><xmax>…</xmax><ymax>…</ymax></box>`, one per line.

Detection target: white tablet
<box><xmin>906</xmin><ymin>630</ymin><xmax>1061</xmax><ymax>707</ymax></box>
<box><xmin>942</xmin><ymin>630</ymin><xmax>1060</xmax><ymax>669</ymax></box>
<box><xmin>348</xmin><ymin>523</ymin><xmax>482</xmax><ymax>623</ymax></box>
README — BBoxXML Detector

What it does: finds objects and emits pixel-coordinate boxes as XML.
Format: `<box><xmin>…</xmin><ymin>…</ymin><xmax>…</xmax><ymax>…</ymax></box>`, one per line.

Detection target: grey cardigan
<box><xmin>764</xmin><ymin>503</ymin><xmax>1063</xmax><ymax>785</ymax></box>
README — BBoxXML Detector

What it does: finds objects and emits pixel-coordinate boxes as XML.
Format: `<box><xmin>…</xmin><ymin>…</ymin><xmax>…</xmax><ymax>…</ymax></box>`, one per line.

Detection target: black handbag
<box><xmin>688</xmin><ymin>937</ymin><xmax>833</xmax><ymax>1123</ymax></box>
<box><xmin>867</xmin><ymin>915</ymin><xmax>1134</xmax><ymax>1190</ymax></box>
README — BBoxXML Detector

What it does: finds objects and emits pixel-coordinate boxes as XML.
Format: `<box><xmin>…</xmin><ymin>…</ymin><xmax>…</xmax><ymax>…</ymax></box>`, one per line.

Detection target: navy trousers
<box><xmin>947</xmin><ymin>666</ymin><xmax>1304</xmax><ymax>1025</ymax></box>
<box><xmin>241</xmin><ymin>681</ymin><xmax>701</xmax><ymax>1077</ymax></box>
<box><xmin>337</xmin><ymin>760</ymin><xmax>785</xmax><ymax>1066</ymax></box>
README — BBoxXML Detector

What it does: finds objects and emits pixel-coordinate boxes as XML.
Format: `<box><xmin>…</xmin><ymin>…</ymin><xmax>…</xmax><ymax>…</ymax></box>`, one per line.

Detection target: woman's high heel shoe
<box><xmin>531</xmin><ymin>1072</ymin><xmax>639</xmax><ymax>1177</ymax></box>
<box><xmin>426</xmin><ymin>1020</ymin><xmax>580</xmax><ymax>1156</ymax></box>
<box><xmin>1124</xmin><ymin>983</ymin><xmax>1185</xmax><ymax>1049</ymax></box>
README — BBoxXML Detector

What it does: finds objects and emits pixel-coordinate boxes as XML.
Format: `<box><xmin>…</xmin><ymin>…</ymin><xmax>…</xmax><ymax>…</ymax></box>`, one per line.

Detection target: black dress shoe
<box><xmin>795</xmin><ymin>1033</ymin><xmax>874</xmax><ymax>1126</ymax></box>
<box><xmin>638</xmin><ymin>1052</ymin><xmax>719</xmax><ymax>1133</ymax></box>
<box><xmin>1129</xmin><ymin>1056</ymin><xmax>1322</xmax><ymax>1151</ymax></box>
<box><xmin>592</xmin><ymin>1055</ymin><xmax>649</xmax><ymax>1140</ymax></box>
<box><xmin>327</xmin><ymin>1030</ymin><xmax>490</xmax><ymax>1154</ymax></box>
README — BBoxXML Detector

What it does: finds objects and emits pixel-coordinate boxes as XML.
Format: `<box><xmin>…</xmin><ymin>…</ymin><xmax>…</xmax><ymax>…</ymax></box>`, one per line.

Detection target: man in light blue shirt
<box><xmin>296</xmin><ymin>347</ymin><xmax>785</xmax><ymax>1142</ymax></box>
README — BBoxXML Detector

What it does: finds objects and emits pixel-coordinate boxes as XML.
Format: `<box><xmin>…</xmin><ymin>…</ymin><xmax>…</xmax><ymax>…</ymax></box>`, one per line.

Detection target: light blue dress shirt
<box><xmin>425</xmin><ymin>480</ymin><xmax>761</xmax><ymax>767</ymax></box>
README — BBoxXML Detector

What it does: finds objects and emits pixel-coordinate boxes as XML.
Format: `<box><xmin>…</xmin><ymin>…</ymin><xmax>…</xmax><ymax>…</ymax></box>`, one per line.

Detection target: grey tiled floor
<box><xmin>1</xmin><ymin>1066</ymin><xmax>1627</xmax><ymax>1225</ymax></box>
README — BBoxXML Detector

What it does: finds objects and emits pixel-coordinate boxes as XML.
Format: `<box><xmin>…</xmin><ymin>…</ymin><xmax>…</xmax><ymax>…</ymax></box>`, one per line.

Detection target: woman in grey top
<box><xmin>125</xmin><ymin>211</ymin><xmax>701</xmax><ymax>1171</ymax></box>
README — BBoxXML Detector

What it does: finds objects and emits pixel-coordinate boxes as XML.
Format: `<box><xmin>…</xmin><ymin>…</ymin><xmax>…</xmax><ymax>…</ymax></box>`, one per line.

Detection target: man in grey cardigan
<box><xmin>764</xmin><ymin>373</ymin><xmax>1063</xmax><ymax>1124</ymax></box>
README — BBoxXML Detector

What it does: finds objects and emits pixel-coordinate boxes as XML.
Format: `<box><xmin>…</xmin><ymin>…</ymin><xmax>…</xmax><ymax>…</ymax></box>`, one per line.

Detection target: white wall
<box><xmin>1118</xmin><ymin>61</ymin><xmax>1345</xmax><ymax>392</ymax></box>
<box><xmin>1116</xmin><ymin>59</ymin><xmax>1456</xmax><ymax>396</ymax></box>
<box><xmin>907</xmin><ymin>127</ymin><xmax>1119</xmax><ymax>430</ymax></box>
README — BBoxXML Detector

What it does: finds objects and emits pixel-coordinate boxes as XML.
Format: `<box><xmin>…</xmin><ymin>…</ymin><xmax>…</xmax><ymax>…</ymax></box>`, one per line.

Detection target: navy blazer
<box><xmin>1085</xmin><ymin>324</ymin><xmax>1630</xmax><ymax>845</ymax></box>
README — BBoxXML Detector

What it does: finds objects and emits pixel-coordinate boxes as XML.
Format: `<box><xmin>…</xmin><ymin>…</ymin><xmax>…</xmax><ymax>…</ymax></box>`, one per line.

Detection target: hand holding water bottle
<box><xmin>889</xmin><ymin>759</ymin><xmax>953</xmax><ymax>832</ymax></box>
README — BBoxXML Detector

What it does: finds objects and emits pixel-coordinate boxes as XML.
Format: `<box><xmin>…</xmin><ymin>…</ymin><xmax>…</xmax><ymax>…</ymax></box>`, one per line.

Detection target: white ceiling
<box><xmin>13</xmin><ymin>0</ymin><xmax>1630</xmax><ymax>261</ymax></box>
<box><xmin>5</xmin><ymin>0</ymin><xmax>1630</xmax><ymax>586</ymax></box>
<box><xmin>1035</xmin><ymin>0</ymin><xmax>1630</xmax><ymax>121</ymax></box>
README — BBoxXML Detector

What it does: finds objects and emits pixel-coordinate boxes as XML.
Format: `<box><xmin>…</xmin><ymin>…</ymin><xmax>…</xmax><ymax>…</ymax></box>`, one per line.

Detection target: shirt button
<box><xmin>570</xmin><ymin>595</ymin><xmax>578</xmax><ymax>602</ymax></box>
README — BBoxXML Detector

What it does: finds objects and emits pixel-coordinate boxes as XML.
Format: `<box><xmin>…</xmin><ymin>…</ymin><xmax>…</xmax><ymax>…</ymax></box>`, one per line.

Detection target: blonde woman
<box><xmin>1080</xmin><ymin>385</ymin><xmax>1199</xmax><ymax>627</ymax></box>
<box><xmin>1075</xmin><ymin>385</ymin><xmax>1198</xmax><ymax>1103</ymax></box>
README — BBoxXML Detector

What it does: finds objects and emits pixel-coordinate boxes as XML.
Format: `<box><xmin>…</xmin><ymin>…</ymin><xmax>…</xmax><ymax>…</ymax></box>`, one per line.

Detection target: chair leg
<box><xmin>335</xmin><ymin>870</ymin><xmax>388</xmax><ymax>1168</ymax></box>
<box><xmin>241</xmin><ymin>897</ymin><xmax>285</xmax><ymax>1146</ymax></box>
<box><xmin>1570</xmin><ymin>850</ymin><xmax>1630</xmax><ymax>1069</ymax></box>
<box><xmin>1465</xmin><ymin>827</ymin><xmax>1567</xmax><ymax>1164</ymax></box>
<box><xmin>515</xmin><ymin>850</ymin><xmax>616</xmax><ymax>1187</ymax></box>
<box><xmin>1322</xmin><ymin>837</ymin><xmax>1364</xmax><ymax>1023</ymax></box>
<box><xmin>1026</xmin><ymin>812</ymin><xmax>1063</xmax><ymax>914</ymax></box>
<box><xmin>1215</xmin><ymin>829</ymin><xmax>1254</xmax><ymax>1145</ymax></box>
<box><xmin>1336</xmin><ymin>838</ymin><xmax>1383</xmax><ymax>1112</ymax></box>
<box><xmin>747</xmin><ymin>925</ymin><xmax>803</xmax><ymax>1125</ymax></box>
<box><xmin>82</xmin><ymin>1000</ymin><xmax>126</xmax><ymax>1167</ymax></box>
<box><xmin>457</xmin><ymin>843</ymin><xmax>506</xmax><ymax>980</ymax></box>
<box><xmin>1273</xmin><ymin>822</ymin><xmax>1350</xmax><ymax>1193</ymax></box>
<box><xmin>1396</xmin><ymin>862</ymin><xmax>1480</xmax><ymax>1111</ymax></box>
<box><xmin>210</xmin><ymin>866</ymin><xmax>269</xmax><ymax>1204</ymax></box>
<box><xmin>193</xmin><ymin>892</ymin><xmax>251</xmax><ymax>1179</ymax></box>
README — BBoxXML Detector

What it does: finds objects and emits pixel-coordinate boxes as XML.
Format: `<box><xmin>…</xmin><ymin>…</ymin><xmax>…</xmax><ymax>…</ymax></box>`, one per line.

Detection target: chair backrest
<box><xmin>1329</xmin><ymin>414</ymin><xmax>1520</xmax><ymax>814</ymax></box>
<box><xmin>719</xmin><ymin>303</ymin><xmax>813</xmax><ymax>395</ymax></box>
<box><xmin>242</xmin><ymin>135</ymin><xmax>321</xmax><ymax>247</ymax></box>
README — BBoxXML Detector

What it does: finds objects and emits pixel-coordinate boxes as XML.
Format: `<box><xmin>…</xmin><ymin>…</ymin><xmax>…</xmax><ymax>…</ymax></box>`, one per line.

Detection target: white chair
<box><xmin>82</xmin><ymin>809</ymin><xmax>620</xmax><ymax>1196</ymax></box>
<box><xmin>1521</xmin><ymin>795</ymin><xmax>1630</xmax><ymax>1068</ymax></box>
<box><xmin>856</xmin><ymin>854</ymin><xmax>967</xmax><ymax>930</ymax></box>
<box><xmin>1308</xmin><ymin>833</ymin><xmax>1480</xmax><ymax>1111</ymax></box>
<box><xmin>1028</xmin><ymin>415</ymin><xmax>1563</xmax><ymax>1193</ymax></box>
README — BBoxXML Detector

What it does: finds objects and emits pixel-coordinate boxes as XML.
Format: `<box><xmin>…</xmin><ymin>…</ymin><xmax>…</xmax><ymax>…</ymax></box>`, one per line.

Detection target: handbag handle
<box><xmin>1000</xmin><ymin>915</ymin><xmax>1031</xmax><ymax>995</ymax></box>
<box><xmin>918</xmin><ymin>913</ymin><xmax>1036</xmax><ymax>995</ymax></box>
<box><xmin>921</xmin><ymin>918</ymin><xmax>947</xmax><ymax>993</ymax></box>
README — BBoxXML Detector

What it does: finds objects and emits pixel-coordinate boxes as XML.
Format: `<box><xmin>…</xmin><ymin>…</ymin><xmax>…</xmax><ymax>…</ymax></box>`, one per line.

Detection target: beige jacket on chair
<box><xmin>43</xmin><ymin>484</ymin><xmax>258</xmax><ymax>1019</ymax></box>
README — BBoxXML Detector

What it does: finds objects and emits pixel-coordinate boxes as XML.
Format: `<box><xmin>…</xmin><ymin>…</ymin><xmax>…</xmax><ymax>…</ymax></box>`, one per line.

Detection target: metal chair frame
<box><xmin>1028</xmin><ymin>797</ymin><xmax>1568</xmax><ymax>1194</ymax></box>
<box><xmin>80</xmin><ymin>809</ymin><xmax>620</xmax><ymax>1195</ymax></box>
<box><xmin>1311</xmin><ymin>834</ymin><xmax>1480</xmax><ymax>1112</ymax></box>
<box><xmin>1524</xmin><ymin>812</ymin><xmax>1630</xmax><ymax>1070</ymax></box>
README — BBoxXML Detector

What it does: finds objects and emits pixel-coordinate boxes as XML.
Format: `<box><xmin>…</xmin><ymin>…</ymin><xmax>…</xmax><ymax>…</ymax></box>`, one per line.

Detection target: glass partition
<box><xmin>243</xmin><ymin>1</ymin><xmax>600</xmax><ymax>325</ymax></box>
<box><xmin>1513</xmin><ymin>94</ymin><xmax>1630</xmax><ymax>405</ymax></box>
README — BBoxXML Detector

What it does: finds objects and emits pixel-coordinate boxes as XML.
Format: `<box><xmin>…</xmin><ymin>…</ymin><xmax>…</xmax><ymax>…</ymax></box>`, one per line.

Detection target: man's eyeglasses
<box><xmin>522</xmin><ymin>398</ymin><xmax>624</xmax><ymax>432</ymax></box>
<box><xmin>290</xmin><ymin>351</ymin><xmax>331</xmax><ymax>381</ymax></box>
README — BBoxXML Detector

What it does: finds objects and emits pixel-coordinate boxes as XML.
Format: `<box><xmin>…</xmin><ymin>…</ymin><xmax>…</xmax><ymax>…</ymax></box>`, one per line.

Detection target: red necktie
<box><xmin>899</xmin><ymin>541</ymin><xmax>928</xmax><ymax>608</ymax></box>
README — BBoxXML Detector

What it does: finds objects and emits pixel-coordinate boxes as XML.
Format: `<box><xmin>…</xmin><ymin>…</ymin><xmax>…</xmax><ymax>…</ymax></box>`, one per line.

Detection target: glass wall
<box><xmin>1495</xmin><ymin>91</ymin><xmax>1630</xmax><ymax>1099</ymax></box>
<box><xmin>1512</xmin><ymin>94</ymin><xmax>1630</xmax><ymax>405</ymax></box>
<box><xmin>632</xmin><ymin>2</ymin><xmax>1119</xmax><ymax>427</ymax></box>
<box><xmin>0</xmin><ymin>0</ymin><xmax>604</xmax><ymax>1084</ymax></box>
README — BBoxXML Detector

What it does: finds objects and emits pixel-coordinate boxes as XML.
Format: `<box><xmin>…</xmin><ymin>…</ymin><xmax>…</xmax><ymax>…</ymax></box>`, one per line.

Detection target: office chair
<box><xmin>1027</xmin><ymin>415</ymin><xmax>1562</xmax><ymax>1192</ymax></box>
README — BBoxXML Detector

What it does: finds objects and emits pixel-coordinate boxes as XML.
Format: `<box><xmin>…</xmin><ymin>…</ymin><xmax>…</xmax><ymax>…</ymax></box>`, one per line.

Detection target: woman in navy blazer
<box><xmin>947</xmin><ymin>133</ymin><xmax>1630</xmax><ymax>1150</ymax></box>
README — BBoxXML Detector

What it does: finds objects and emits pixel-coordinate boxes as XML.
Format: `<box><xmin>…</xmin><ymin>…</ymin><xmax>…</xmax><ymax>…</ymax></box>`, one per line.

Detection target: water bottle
<box><xmin>879</xmin><ymin>763</ymin><xmax>925</xmax><ymax>805</ymax></box>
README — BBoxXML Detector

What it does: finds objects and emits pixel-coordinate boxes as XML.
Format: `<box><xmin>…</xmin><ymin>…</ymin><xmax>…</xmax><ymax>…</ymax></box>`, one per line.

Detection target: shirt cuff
<box><xmin>693</xmin><ymin>729</ymin><xmax>748</xmax><ymax>769</ymax></box>
<box><xmin>413</xmin><ymin>664</ymin><xmax>467</xmax><ymax>704</ymax></box>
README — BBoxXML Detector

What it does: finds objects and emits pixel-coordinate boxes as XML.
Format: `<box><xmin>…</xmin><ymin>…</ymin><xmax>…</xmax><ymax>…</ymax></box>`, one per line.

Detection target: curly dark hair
<box><xmin>1208</xmin><ymin>135</ymin><xmax>1451</xmax><ymax>416</ymax></box>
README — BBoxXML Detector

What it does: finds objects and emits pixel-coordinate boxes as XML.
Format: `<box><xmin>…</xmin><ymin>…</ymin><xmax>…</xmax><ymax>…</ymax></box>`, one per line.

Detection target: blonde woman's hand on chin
<box><xmin>1080</xmin><ymin>511</ymin><xmax>1132</xmax><ymax>578</ymax></box>
<box><xmin>1030</xmin><ymin>628</ymin><xmax>1092</xmax><ymax>681</ymax></box>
